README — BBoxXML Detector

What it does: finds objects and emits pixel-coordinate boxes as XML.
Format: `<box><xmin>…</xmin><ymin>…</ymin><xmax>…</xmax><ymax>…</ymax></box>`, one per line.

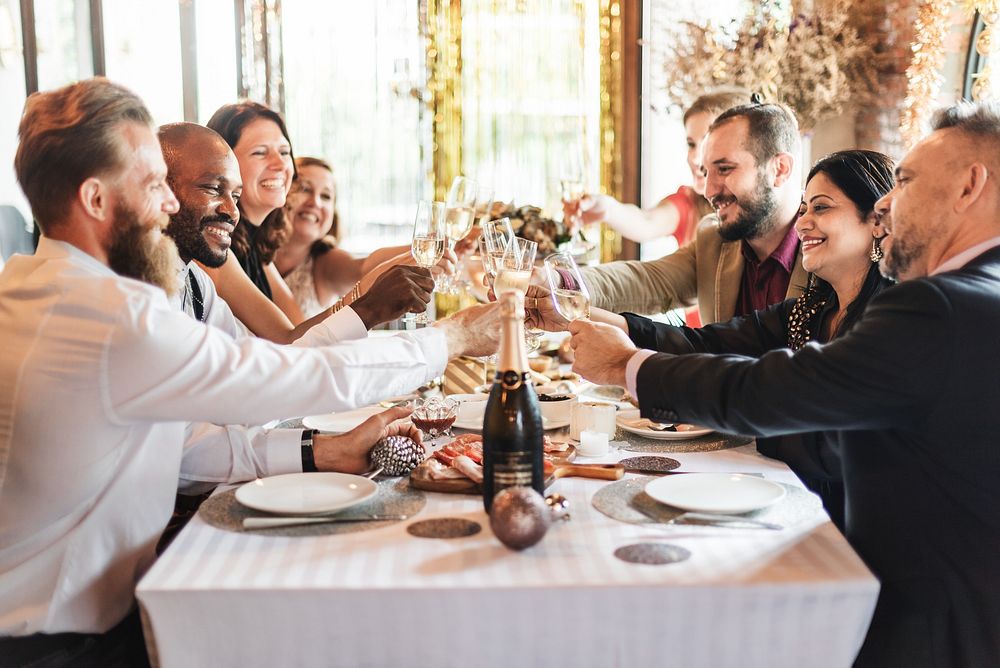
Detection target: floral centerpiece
<box><xmin>490</xmin><ymin>202</ymin><xmax>573</xmax><ymax>256</ymax></box>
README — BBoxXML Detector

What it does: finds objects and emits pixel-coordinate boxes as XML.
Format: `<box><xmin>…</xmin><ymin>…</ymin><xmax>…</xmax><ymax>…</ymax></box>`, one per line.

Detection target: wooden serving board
<box><xmin>409</xmin><ymin>444</ymin><xmax>577</xmax><ymax>495</ymax></box>
<box><xmin>408</xmin><ymin>445</ymin><xmax>624</xmax><ymax>495</ymax></box>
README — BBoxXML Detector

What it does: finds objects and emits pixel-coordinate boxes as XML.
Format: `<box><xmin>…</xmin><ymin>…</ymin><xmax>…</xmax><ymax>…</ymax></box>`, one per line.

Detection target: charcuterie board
<box><xmin>409</xmin><ymin>442</ymin><xmax>623</xmax><ymax>495</ymax></box>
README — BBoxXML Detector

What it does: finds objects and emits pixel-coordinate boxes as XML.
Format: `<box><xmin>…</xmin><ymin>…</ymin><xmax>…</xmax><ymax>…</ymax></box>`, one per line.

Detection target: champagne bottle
<box><xmin>482</xmin><ymin>291</ymin><xmax>544</xmax><ymax>512</ymax></box>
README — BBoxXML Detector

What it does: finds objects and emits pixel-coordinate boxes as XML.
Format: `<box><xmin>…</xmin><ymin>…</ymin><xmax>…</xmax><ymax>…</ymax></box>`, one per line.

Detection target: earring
<box><xmin>869</xmin><ymin>236</ymin><xmax>884</xmax><ymax>263</ymax></box>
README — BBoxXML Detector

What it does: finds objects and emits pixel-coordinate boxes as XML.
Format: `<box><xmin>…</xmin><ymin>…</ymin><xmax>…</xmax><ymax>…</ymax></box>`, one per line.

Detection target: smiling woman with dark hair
<box><xmin>527</xmin><ymin>149</ymin><xmax>896</xmax><ymax>527</ymax></box>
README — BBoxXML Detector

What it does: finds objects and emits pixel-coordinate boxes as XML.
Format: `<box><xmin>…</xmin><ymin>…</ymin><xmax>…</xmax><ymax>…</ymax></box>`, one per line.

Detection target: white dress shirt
<box><xmin>171</xmin><ymin>262</ymin><xmax>370</xmax><ymax>493</ymax></box>
<box><xmin>0</xmin><ymin>238</ymin><xmax>447</xmax><ymax>635</ymax></box>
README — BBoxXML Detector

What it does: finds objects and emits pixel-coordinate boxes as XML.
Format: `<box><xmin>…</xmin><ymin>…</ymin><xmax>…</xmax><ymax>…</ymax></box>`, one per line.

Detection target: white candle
<box><xmin>578</xmin><ymin>429</ymin><xmax>609</xmax><ymax>457</ymax></box>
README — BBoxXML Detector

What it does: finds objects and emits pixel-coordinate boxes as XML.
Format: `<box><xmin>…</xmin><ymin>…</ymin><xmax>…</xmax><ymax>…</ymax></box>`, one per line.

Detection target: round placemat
<box><xmin>618</xmin><ymin>456</ymin><xmax>681</xmax><ymax>473</ymax></box>
<box><xmin>406</xmin><ymin>517</ymin><xmax>482</xmax><ymax>539</ymax></box>
<box><xmin>592</xmin><ymin>475</ymin><xmax>822</xmax><ymax>528</ymax></box>
<box><xmin>614</xmin><ymin>543</ymin><xmax>691</xmax><ymax>565</ymax></box>
<box><xmin>616</xmin><ymin>428</ymin><xmax>752</xmax><ymax>453</ymax></box>
<box><xmin>199</xmin><ymin>476</ymin><xmax>425</xmax><ymax>537</ymax></box>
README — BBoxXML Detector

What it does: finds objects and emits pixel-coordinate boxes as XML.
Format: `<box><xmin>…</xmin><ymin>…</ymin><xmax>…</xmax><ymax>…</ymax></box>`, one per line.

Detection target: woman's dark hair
<box><xmin>794</xmin><ymin>149</ymin><xmax>895</xmax><ymax>345</ymax></box>
<box><xmin>291</xmin><ymin>156</ymin><xmax>340</xmax><ymax>256</ymax></box>
<box><xmin>206</xmin><ymin>101</ymin><xmax>296</xmax><ymax>264</ymax></box>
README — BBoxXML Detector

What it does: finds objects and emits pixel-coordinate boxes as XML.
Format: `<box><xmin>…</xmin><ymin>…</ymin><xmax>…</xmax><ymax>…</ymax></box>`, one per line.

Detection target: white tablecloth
<box><xmin>137</xmin><ymin>444</ymin><xmax>878</xmax><ymax>668</ymax></box>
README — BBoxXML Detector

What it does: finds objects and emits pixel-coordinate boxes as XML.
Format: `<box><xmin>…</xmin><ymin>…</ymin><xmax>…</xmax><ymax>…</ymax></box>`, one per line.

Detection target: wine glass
<box><xmin>493</xmin><ymin>236</ymin><xmax>536</xmax><ymax>297</ymax></box>
<box><xmin>560</xmin><ymin>149</ymin><xmax>589</xmax><ymax>244</ymax></box>
<box><xmin>544</xmin><ymin>252</ymin><xmax>591</xmax><ymax>322</ymax></box>
<box><xmin>480</xmin><ymin>217</ymin><xmax>513</xmax><ymax>286</ymax></box>
<box><xmin>408</xmin><ymin>200</ymin><xmax>446</xmax><ymax>325</ymax></box>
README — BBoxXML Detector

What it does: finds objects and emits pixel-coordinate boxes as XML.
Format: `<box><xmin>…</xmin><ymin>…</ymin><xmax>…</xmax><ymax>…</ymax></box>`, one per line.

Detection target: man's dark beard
<box><xmin>716</xmin><ymin>172</ymin><xmax>781</xmax><ymax>242</ymax></box>
<box><xmin>882</xmin><ymin>233</ymin><xmax>918</xmax><ymax>282</ymax></box>
<box><xmin>165</xmin><ymin>208</ymin><xmax>232</xmax><ymax>268</ymax></box>
<box><xmin>107</xmin><ymin>202</ymin><xmax>181</xmax><ymax>295</ymax></box>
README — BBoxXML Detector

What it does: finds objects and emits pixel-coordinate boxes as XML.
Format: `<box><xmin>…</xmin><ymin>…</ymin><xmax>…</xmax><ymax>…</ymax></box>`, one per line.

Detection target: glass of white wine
<box><xmin>544</xmin><ymin>252</ymin><xmax>591</xmax><ymax>322</ymax></box>
<box><xmin>493</xmin><ymin>236</ymin><xmax>536</xmax><ymax>297</ymax></box>
<box><xmin>441</xmin><ymin>177</ymin><xmax>479</xmax><ymax>293</ymax></box>
<box><xmin>408</xmin><ymin>200</ymin><xmax>446</xmax><ymax>325</ymax></box>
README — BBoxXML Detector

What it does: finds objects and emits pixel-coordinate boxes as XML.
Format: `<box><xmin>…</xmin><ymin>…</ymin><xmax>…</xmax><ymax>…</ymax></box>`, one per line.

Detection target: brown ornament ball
<box><xmin>489</xmin><ymin>487</ymin><xmax>551</xmax><ymax>550</ymax></box>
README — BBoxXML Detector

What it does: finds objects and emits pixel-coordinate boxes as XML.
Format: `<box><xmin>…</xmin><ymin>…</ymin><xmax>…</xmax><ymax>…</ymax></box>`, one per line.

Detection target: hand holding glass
<box><xmin>544</xmin><ymin>252</ymin><xmax>591</xmax><ymax>321</ymax></box>
<box><xmin>408</xmin><ymin>200</ymin><xmax>446</xmax><ymax>324</ymax></box>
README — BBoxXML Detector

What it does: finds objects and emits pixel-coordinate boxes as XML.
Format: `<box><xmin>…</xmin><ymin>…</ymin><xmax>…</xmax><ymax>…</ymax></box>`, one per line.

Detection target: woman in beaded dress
<box><xmin>274</xmin><ymin>157</ymin><xmax>414</xmax><ymax>318</ymax></box>
<box><xmin>532</xmin><ymin>150</ymin><xmax>896</xmax><ymax>528</ymax></box>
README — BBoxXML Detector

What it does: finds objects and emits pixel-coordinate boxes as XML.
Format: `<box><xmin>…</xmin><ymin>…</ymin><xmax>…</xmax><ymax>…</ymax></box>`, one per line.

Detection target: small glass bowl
<box><xmin>410</xmin><ymin>397</ymin><xmax>459</xmax><ymax>438</ymax></box>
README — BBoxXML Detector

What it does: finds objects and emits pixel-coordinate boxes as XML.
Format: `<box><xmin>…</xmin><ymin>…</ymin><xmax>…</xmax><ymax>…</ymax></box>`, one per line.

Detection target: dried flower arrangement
<box><xmin>659</xmin><ymin>0</ymin><xmax>878</xmax><ymax>131</ymax></box>
<box><xmin>489</xmin><ymin>202</ymin><xmax>573</xmax><ymax>256</ymax></box>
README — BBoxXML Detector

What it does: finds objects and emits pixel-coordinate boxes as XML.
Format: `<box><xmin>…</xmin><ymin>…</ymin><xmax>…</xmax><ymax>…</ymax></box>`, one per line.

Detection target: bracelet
<box><xmin>327</xmin><ymin>282</ymin><xmax>363</xmax><ymax>315</ymax></box>
<box><xmin>300</xmin><ymin>429</ymin><xmax>318</xmax><ymax>472</ymax></box>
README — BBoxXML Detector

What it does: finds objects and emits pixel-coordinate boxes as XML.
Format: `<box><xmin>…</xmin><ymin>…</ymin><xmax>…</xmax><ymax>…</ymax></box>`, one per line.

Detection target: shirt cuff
<box><xmin>326</xmin><ymin>306</ymin><xmax>368</xmax><ymax>341</ymax></box>
<box><xmin>409</xmin><ymin>327</ymin><xmax>450</xmax><ymax>378</ymax></box>
<box><xmin>625</xmin><ymin>349</ymin><xmax>657</xmax><ymax>401</ymax></box>
<box><xmin>266</xmin><ymin>429</ymin><xmax>308</xmax><ymax>475</ymax></box>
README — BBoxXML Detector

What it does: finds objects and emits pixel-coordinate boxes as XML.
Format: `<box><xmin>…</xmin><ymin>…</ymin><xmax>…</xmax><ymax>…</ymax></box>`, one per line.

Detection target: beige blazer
<box><xmin>581</xmin><ymin>214</ymin><xmax>808</xmax><ymax>324</ymax></box>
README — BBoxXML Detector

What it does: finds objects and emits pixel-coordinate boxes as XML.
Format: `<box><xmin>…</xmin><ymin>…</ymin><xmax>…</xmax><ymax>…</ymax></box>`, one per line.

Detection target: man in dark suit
<box><xmin>567</xmin><ymin>101</ymin><xmax>1000</xmax><ymax>666</ymax></box>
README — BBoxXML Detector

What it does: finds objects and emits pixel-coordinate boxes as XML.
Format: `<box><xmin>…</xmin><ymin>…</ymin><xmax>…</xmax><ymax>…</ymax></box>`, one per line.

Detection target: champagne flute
<box><xmin>559</xmin><ymin>150</ymin><xmax>588</xmax><ymax>244</ymax></box>
<box><xmin>442</xmin><ymin>177</ymin><xmax>479</xmax><ymax>292</ymax></box>
<box><xmin>544</xmin><ymin>252</ymin><xmax>591</xmax><ymax>322</ymax></box>
<box><xmin>493</xmin><ymin>236</ymin><xmax>536</xmax><ymax>297</ymax></box>
<box><xmin>408</xmin><ymin>200</ymin><xmax>446</xmax><ymax>325</ymax></box>
<box><xmin>481</xmin><ymin>216</ymin><xmax>514</xmax><ymax>284</ymax></box>
<box><xmin>495</xmin><ymin>237</ymin><xmax>544</xmax><ymax>353</ymax></box>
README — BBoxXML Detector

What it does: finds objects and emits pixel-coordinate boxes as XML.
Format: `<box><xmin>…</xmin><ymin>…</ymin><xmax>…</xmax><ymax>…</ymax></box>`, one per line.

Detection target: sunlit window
<box><xmin>460</xmin><ymin>0</ymin><xmax>601</xmax><ymax>214</ymax></box>
<box><xmin>0</xmin><ymin>0</ymin><xmax>28</xmax><ymax>225</ymax></box>
<box><xmin>103</xmin><ymin>0</ymin><xmax>184</xmax><ymax>125</ymax></box>
<box><xmin>34</xmin><ymin>0</ymin><xmax>93</xmax><ymax>91</ymax></box>
<box><xmin>195</xmin><ymin>0</ymin><xmax>238</xmax><ymax>124</ymax></box>
<box><xmin>282</xmin><ymin>0</ymin><xmax>427</xmax><ymax>253</ymax></box>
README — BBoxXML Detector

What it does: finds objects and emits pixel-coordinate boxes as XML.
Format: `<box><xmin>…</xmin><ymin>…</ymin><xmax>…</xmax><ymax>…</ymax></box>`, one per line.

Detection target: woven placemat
<box><xmin>615</xmin><ymin>428</ymin><xmax>752</xmax><ymax>453</ymax></box>
<box><xmin>618</xmin><ymin>456</ymin><xmax>681</xmax><ymax>473</ymax></box>
<box><xmin>614</xmin><ymin>543</ymin><xmax>691</xmax><ymax>565</ymax></box>
<box><xmin>199</xmin><ymin>476</ymin><xmax>426</xmax><ymax>537</ymax></box>
<box><xmin>592</xmin><ymin>475</ymin><xmax>821</xmax><ymax>529</ymax></box>
<box><xmin>406</xmin><ymin>518</ymin><xmax>482</xmax><ymax>539</ymax></box>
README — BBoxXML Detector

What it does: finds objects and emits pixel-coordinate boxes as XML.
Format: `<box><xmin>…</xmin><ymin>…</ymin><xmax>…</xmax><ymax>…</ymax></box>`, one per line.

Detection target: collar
<box><xmin>740</xmin><ymin>223</ymin><xmax>800</xmax><ymax>271</ymax></box>
<box><xmin>930</xmin><ymin>236</ymin><xmax>1000</xmax><ymax>276</ymax></box>
<box><xmin>35</xmin><ymin>236</ymin><xmax>117</xmax><ymax>276</ymax></box>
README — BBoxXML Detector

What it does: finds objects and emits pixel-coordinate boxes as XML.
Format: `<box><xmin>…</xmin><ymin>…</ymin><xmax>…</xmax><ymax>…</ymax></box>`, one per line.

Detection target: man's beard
<box><xmin>165</xmin><ymin>208</ymin><xmax>231</xmax><ymax>268</ymax></box>
<box><xmin>716</xmin><ymin>172</ymin><xmax>780</xmax><ymax>242</ymax></box>
<box><xmin>882</xmin><ymin>230</ymin><xmax>920</xmax><ymax>282</ymax></box>
<box><xmin>107</xmin><ymin>202</ymin><xmax>181</xmax><ymax>295</ymax></box>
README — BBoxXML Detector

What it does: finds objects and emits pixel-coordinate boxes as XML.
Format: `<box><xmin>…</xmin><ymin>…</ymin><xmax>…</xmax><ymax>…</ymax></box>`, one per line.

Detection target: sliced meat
<box><xmin>451</xmin><ymin>455</ymin><xmax>484</xmax><ymax>484</ymax></box>
<box><xmin>424</xmin><ymin>458</ymin><xmax>467</xmax><ymax>480</ymax></box>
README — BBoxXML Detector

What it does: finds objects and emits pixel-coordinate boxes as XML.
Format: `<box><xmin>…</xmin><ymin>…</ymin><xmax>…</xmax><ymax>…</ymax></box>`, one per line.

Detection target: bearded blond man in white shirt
<box><xmin>0</xmin><ymin>77</ymin><xmax>498</xmax><ymax>665</ymax></box>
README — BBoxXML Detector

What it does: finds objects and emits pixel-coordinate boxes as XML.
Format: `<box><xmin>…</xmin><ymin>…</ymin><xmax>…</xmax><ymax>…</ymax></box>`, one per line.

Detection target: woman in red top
<box><xmin>565</xmin><ymin>89</ymin><xmax>750</xmax><ymax>247</ymax></box>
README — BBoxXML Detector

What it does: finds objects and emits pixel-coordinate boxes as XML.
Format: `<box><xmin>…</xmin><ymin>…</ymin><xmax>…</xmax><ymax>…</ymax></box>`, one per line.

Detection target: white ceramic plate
<box><xmin>616</xmin><ymin>409</ymin><xmax>714</xmax><ymax>440</ymax></box>
<box><xmin>303</xmin><ymin>405</ymin><xmax>386</xmax><ymax>433</ymax></box>
<box><xmin>645</xmin><ymin>473</ymin><xmax>786</xmax><ymax>514</ymax></box>
<box><xmin>235</xmin><ymin>472</ymin><xmax>378</xmax><ymax>516</ymax></box>
<box><xmin>451</xmin><ymin>416</ymin><xmax>570</xmax><ymax>432</ymax></box>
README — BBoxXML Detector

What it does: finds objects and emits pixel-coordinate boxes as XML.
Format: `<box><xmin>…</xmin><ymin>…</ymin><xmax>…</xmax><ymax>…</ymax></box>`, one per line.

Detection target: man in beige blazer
<box><xmin>580</xmin><ymin>102</ymin><xmax>808</xmax><ymax>324</ymax></box>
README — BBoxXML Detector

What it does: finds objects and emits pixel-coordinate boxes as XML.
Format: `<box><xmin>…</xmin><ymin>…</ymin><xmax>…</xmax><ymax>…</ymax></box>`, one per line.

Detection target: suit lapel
<box><xmin>715</xmin><ymin>240</ymin><xmax>743</xmax><ymax>321</ymax></box>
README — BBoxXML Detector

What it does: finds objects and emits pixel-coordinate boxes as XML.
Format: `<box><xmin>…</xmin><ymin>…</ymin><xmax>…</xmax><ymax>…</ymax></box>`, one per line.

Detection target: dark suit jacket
<box><xmin>634</xmin><ymin>247</ymin><xmax>1000</xmax><ymax>667</ymax></box>
<box><xmin>622</xmin><ymin>301</ymin><xmax>846</xmax><ymax>528</ymax></box>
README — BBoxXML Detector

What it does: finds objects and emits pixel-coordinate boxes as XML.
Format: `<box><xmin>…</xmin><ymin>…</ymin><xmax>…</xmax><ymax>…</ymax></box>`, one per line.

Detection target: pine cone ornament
<box><xmin>370</xmin><ymin>435</ymin><xmax>425</xmax><ymax>476</ymax></box>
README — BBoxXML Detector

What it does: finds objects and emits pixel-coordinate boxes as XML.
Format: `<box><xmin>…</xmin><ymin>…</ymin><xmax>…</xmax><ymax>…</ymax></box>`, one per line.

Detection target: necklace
<box><xmin>184</xmin><ymin>269</ymin><xmax>206</xmax><ymax>322</ymax></box>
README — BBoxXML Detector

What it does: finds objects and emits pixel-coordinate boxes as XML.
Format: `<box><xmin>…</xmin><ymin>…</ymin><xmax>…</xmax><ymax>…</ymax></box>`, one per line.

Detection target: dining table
<box><xmin>137</xmin><ymin>404</ymin><xmax>879</xmax><ymax>668</ymax></box>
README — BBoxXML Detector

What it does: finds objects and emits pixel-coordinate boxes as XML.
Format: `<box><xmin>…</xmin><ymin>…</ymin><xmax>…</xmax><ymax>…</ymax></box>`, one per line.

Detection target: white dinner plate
<box><xmin>645</xmin><ymin>473</ymin><xmax>786</xmax><ymax>514</ymax></box>
<box><xmin>235</xmin><ymin>472</ymin><xmax>378</xmax><ymax>516</ymax></box>
<box><xmin>452</xmin><ymin>416</ymin><xmax>570</xmax><ymax>432</ymax></box>
<box><xmin>303</xmin><ymin>405</ymin><xmax>386</xmax><ymax>433</ymax></box>
<box><xmin>616</xmin><ymin>409</ymin><xmax>714</xmax><ymax>440</ymax></box>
